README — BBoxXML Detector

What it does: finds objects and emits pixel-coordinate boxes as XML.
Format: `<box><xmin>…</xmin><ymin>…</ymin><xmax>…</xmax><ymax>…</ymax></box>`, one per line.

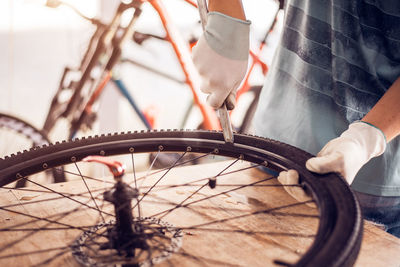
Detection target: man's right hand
<box><xmin>192</xmin><ymin>12</ymin><xmax>250</xmax><ymax>109</ymax></box>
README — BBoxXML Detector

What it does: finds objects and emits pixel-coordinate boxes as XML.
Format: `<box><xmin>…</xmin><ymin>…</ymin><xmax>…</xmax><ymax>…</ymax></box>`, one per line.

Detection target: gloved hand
<box><xmin>306</xmin><ymin>121</ymin><xmax>386</xmax><ymax>184</ymax></box>
<box><xmin>192</xmin><ymin>12</ymin><xmax>250</xmax><ymax>109</ymax></box>
<box><xmin>277</xmin><ymin>170</ymin><xmax>316</xmax><ymax>207</ymax></box>
<box><xmin>278</xmin><ymin>121</ymin><xmax>386</xmax><ymax>204</ymax></box>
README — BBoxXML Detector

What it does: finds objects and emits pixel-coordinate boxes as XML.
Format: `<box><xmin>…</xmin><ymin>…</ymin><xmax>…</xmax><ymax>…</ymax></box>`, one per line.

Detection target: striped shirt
<box><xmin>254</xmin><ymin>0</ymin><xmax>400</xmax><ymax>196</ymax></box>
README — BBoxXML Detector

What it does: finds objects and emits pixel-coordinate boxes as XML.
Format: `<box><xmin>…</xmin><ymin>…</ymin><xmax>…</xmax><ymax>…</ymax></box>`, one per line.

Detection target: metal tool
<box><xmin>196</xmin><ymin>0</ymin><xmax>234</xmax><ymax>143</ymax></box>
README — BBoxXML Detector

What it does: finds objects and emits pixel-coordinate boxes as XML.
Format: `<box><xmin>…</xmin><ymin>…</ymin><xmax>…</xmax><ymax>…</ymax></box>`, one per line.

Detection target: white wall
<box><xmin>0</xmin><ymin>0</ymin><xmax>98</xmax><ymax>129</ymax></box>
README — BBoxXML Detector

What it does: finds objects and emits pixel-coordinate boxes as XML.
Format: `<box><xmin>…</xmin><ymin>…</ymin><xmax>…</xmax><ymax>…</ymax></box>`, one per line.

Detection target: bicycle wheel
<box><xmin>0</xmin><ymin>130</ymin><xmax>362</xmax><ymax>266</ymax></box>
<box><xmin>0</xmin><ymin>113</ymin><xmax>65</xmax><ymax>186</ymax></box>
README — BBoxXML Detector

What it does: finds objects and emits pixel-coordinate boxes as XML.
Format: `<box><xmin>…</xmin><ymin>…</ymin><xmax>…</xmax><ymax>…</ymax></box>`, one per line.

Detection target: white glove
<box><xmin>277</xmin><ymin>170</ymin><xmax>316</xmax><ymax>207</ymax></box>
<box><xmin>192</xmin><ymin>12</ymin><xmax>250</xmax><ymax>109</ymax></box>
<box><xmin>277</xmin><ymin>121</ymin><xmax>386</xmax><ymax>205</ymax></box>
<box><xmin>306</xmin><ymin>121</ymin><xmax>386</xmax><ymax>184</ymax></box>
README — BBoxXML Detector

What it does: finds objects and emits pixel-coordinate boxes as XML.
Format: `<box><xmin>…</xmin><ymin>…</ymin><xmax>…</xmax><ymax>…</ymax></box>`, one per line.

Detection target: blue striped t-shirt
<box><xmin>254</xmin><ymin>0</ymin><xmax>400</xmax><ymax>196</ymax></box>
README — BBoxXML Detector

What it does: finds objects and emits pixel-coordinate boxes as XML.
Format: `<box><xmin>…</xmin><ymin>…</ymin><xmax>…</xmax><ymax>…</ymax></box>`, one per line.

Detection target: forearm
<box><xmin>362</xmin><ymin>77</ymin><xmax>400</xmax><ymax>142</ymax></box>
<box><xmin>208</xmin><ymin>0</ymin><xmax>246</xmax><ymax>20</ymax></box>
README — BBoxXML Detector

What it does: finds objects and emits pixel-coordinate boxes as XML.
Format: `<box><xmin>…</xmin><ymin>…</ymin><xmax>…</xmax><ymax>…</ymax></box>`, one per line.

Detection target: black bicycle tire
<box><xmin>0</xmin><ymin>130</ymin><xmax>363</xmax><ymax>266</ymax></box>
<box><xmin>0</xmin><ymin>113</ymin><xmax>49</xmax><ymax>147</ymax></box>
<box><xmin>0</xmin><ymin>113</ymin><xmax>65</xmax><ymax>186</ymax></box>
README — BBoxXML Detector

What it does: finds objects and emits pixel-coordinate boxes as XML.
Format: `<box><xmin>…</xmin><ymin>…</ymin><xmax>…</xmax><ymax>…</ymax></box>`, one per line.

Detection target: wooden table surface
<box><xmin>0</xmin><ymin>160</ymin><xmax>399</xmax><ymax>266</ymax></box>
<box><xmin>356</xmin><ymin>221</ymin><xmax>400</xmax><ymax>267</ymax></box>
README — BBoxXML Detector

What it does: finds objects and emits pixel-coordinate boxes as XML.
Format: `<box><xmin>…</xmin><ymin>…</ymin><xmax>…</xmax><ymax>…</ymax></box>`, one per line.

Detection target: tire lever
<box><xmin>197</xmin><ymin>0</ymin><xmax>234</xmax><ymax>143</ymax></box>
<box><xmin>217</xmin><ymin>102</ymin><xmax>234</xmax><ymax>143</ymax></box>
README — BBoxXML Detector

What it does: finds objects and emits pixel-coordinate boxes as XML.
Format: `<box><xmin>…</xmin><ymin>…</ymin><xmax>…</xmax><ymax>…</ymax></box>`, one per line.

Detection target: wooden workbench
<box><xmin>0</xmin><ymin>160</ymin><xmax>399</xmax><ymax>266</ymax></box>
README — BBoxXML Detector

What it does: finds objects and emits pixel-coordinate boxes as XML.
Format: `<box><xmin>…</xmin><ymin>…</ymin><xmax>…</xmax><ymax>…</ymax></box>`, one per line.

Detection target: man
<box><xmin>193</xmin><ymin>0</ymin><xmax>400</xmax><ymax>237</ymax></box>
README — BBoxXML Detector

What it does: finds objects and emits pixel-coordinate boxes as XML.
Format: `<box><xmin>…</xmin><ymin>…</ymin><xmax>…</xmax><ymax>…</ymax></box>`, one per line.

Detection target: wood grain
<box><xmin>0</xmin><ymin>160</ymin><xmax>398</xmax><ymax>266</ymax></box>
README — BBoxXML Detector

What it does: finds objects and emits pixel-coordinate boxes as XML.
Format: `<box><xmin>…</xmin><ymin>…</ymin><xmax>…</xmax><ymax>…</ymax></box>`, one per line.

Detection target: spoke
<box><xmin>0</xmin><ymin>206</ymin><xmax>95</xmax><ymax>233</ymax></box>
<box><xmin>133</xmin><ymin>192</ymin><xmax>222</xmax><ymax>224</ymax></box>
<box><xmin>149</xmin><ymin>175</ymin><xmax>276</xmax><ymax>219</ymax></box>
<box><xmin>133</xmin><ymin>152</ymin><xmax>187</xmax><ymax>210</ymax></box>
<box><xmin>0</xmin><ymin>205</ymin><xmax>87</xmax><ymax>255</ymax></box>
<box><xmin>148</xmin><ymin>183</ymin><xmax>307</xmax><ymax>189</ymax></box>
<box><xmin>0</xmin><ymin>226</ymin><xmax>96</xmax><ymax>232</ymax></box>
<box><xmin>209</xmin><ymin>157</ymin><xmax>242</xmax><ymax>185</ymax></box>
<box><xmin>20</xmin><ymin>176</ymin><xmax>113</xmax><ymax>218</ymax></box>
<box><xmin>158</xmin><ymin>183</ymin><xmax>208</xmax><ymax>220</ymax></box>
<box><xmin>136</xmin><ymin>192</ymin><xmax>317</xmax><ymax>217</ymax></box>
<box><xmin>265</xmin><ymin>211</ymin><xmax>318</xmax><ymax>218</ymax></box>
<box><xmin>138</xmin><ymin>163</ymin><xmax>263</xmax><ymax>193</ymax></box>
<box><xmin>1</xmin><ymin>189</ymin><xmax>104</xmax><ymax>210</ymax></box>
<box><xmin>0</xmin><ymin>210</ymin><xmax>107</xmax><ymax>263</ymax></box>
<box><xmin>181</xmin><ymin>227</ymin><xmax>316</xmax><ymax>238</ymax></box>
<box><xmin>131</xmin><ymin>152</ymin><xmax>141</xmax><ymax>218</ymax></box>
<box><xmin>0</xmin><ymin>188</ymin><xmax>112</xmax><ymax>253</ymax></box>
<box><xmin>0</xmin><ymin>214</ymin><xmax>104</xmax><ymax>258</ymax></box>
<box><xmin>181</xmin><ymin>201</ymin><xmax>316</xmax><ymax>229</ymax></box>
<box><xmin>74</xmin><ymin>162</ymin><xmax>105</xmax><ymax>222</ymax></box>
<box><xmin>58</xmin><ymin>168</ymin><xmax>114</xmax><ymax>185</ymax></box>
<box><xmin>156</xmin><ymin>157</ymin><xmax>242</xmax><ymax>220</ymax></box>
<box><xmin>0</xmin><ymin>188</ymin><xmax>111</xmax><ymax>244</ymax></box>
<box><xmin>2</xmin><ymin>186</ymin><xmax>61</xmax><ymax>194</ymax></box>
<box><xmin>1</xmin><ymin>183</ymin><xmax>114</xmax><ymax>205</ymax></box>
<box><xmin>130</xmin><ymin>150</ymin><xmax>214</xmax><ymax>188</ymax></box>
<box><xmin>139</xmin><ymin>149</ymin><xmax>160</xmax><ymax>188</ymax></box>
<box><xmin>33</xmin><ymin>247</ymin><xmax>72</xmax><ymax>267</ymax></box>
<box><xmin>0</xmin><ymin>246</ymin><xmax>69</xmax><ymax>259</ymax></box>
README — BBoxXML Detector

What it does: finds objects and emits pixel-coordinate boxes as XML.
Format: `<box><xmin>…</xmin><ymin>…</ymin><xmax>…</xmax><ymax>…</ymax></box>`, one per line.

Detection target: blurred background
<box><xmin>0</xmin><ymin>0</ymin><xmax>282</xmax><ymax>145</ymax></box>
